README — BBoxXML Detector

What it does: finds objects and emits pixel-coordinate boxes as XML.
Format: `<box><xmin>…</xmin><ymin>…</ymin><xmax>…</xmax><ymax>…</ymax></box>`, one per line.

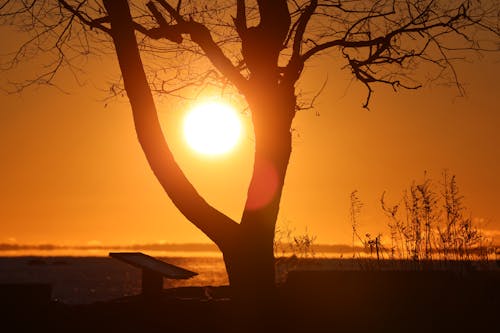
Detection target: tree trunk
<box><xmin>223</xmin><ymin>80</ymin><xmax>296</xmax><ymax>305</ymax></box>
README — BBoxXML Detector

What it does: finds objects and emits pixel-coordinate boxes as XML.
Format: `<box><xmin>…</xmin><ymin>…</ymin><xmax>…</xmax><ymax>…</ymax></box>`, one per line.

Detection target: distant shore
<box><xmin>1</xmin><ymin>242</ymin><xmax>498</xmax><ymax>258</ymax></box>
<box><xmin>0</xmin><ymin>243</ymin><xmax>365</xmax><ymax>258</ymax></box>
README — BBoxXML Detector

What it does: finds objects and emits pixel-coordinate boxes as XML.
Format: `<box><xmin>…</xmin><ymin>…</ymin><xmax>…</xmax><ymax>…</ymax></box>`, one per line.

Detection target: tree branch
<box><xmin>57</xmin><ymin>0</ymin><xmax>111</xmax><ymax>34</ymax></box>
<box><xmin>283</xmin><ymin>0</ymin><xmax>318</xmax><ymax>86</ymax></box>
<box><xmin>292</xmin><ymin>1</ymin><xmax>318</xmax><ymax>58</ymax></box>
<box><xmin>103</xmin><ymin>0</ymin><xmax>238</xmax><ymax>247</ymax></box>
<box><xmin>149</xmin><ymin>0</ymin><xmax>249</xmax><ymax>93</ymax></box>
<box><xmin>233</xmin><ymin>0</ymin><xmax>247</xmax><ymax>39</ymax></box>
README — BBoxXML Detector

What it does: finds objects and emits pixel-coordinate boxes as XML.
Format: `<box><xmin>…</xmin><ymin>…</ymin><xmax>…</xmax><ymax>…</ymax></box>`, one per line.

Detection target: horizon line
<box><xmin>0</xmin><ymin>242</ymin><xmax>361</xmax><ymax>252</ymax></box>
<box><xmin>1</xmin><ymin>242</ymin><xmax>498</xmax><ymax>253</ymax></box>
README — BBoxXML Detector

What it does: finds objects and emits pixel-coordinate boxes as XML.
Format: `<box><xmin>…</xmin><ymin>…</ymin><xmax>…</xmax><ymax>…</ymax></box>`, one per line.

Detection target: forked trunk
<box><xmin>104</xmin><ymin>0</ymin><xmax>296</xmax><ymax>308</ymax></box>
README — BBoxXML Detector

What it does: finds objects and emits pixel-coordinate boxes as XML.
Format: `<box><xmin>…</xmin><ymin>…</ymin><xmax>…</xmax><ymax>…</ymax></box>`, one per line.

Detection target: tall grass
<box><xmin>274</xmin><ymin>221</ymin><xmax>317</xmax><ymax>259</ymax></box>
<box><xmin>274</xmin><ymin>221</ymin><xmax>318</xmax><ymax>282</ymax></box>
<box><xmin>375</xmin><ymin>171</ymin><xmax>494</xmax><ymax>261</ymax></box>
<box><xmin>349</xmin><ymin>190</ymin><xmax>364</xmax><ymax>258</ymax></box>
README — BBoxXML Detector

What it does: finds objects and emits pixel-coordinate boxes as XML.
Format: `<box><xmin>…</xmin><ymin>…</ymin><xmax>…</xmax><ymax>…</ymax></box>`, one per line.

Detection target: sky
<box><xmin>1</xmin><ymin>24</ymin><xmax>499</xmax><ymax>247</ymax></box>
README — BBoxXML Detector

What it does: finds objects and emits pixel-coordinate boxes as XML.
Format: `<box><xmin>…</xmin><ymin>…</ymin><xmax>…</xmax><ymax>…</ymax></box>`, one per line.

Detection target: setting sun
<box><xmin>183</xmin><ymin>101</ymin><xmax>242</xmax><ymax>155</ymax></box>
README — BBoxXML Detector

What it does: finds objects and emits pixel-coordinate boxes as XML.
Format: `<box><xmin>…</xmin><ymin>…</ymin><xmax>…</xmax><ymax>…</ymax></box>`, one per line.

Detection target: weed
<box><xmin>357</xmin><ymin>171</ymin><xmax>494</xmax><ymax>262</ymax></box>
<box><xmin>380</xmin><ymin>171</ymin><xmax>493</xmax><ymax>261</ymax></box>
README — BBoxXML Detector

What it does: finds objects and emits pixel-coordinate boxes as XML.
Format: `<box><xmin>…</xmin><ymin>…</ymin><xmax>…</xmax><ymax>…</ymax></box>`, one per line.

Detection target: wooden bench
<box><xmin>109</xmin><ymin>252</ymin><xmax>198</xmax><ymax>297</ymax></box>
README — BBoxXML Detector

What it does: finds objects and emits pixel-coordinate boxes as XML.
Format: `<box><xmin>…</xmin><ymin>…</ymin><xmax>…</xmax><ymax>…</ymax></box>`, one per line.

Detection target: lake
<box><xmin>1</xmin><ymin>254</ymin><xmax>498</xmax><ymax>304</ymax></box>
<box><xmin>0</xmin><ymin>256</ymin><xmax>228</xmax><ymax>304</ymax></box>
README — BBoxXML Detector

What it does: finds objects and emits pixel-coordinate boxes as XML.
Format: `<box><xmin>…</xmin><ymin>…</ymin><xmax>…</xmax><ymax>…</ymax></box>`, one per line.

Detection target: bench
<box><xmin>109</xmin><ymin>252</ymin><xmax>198</xmax><ymax>297</ymax></box>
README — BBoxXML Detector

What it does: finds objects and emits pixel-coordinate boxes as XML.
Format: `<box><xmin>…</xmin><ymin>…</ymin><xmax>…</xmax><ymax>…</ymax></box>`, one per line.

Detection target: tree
<box><xmin>1</xmin><ymin>0</ymin><xmax>498</xmax><ymax>303</ymax></box>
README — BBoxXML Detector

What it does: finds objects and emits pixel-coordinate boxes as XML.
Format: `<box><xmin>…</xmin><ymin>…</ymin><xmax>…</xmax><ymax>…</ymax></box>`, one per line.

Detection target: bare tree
<box><xmin>1</xmin><ymin>0</ymin><xmax>499</xmax><ymax>303</ymax></box>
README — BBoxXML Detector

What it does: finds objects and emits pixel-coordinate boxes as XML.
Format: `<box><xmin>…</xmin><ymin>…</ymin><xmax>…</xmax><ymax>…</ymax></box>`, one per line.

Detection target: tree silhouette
<box><xmin>1</xmin><ymin>0</ymin><xmax>499</xmax><ymax>302</ymax></box>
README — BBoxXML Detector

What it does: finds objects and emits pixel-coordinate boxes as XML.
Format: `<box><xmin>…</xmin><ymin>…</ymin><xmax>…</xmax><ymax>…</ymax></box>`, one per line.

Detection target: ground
<box><xmin>2</xmin><ymin>268</ymin><xmax>498</xmax><ymax>333</ymax></box>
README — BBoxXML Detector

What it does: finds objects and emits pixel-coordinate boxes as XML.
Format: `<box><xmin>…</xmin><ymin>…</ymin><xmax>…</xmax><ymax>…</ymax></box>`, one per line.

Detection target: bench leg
<box><xmin>141</xmin><ymin>268</ymin><xmax>163</xmax><ymax>297</ymax></box>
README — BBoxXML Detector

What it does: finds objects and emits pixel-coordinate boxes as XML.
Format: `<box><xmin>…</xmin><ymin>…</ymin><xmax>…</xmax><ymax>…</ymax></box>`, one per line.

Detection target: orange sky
<box><xmin>1</xmin><ymin>26</ymin><xmax>499</xmax><ymax>247</ymax></box>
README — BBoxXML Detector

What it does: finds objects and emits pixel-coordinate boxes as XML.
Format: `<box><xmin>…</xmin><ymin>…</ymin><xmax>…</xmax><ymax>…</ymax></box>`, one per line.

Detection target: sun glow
<box><xmin>183</xmin><ymin>101</ymin><xmax>242</xmax><ymax>155</ymax></box>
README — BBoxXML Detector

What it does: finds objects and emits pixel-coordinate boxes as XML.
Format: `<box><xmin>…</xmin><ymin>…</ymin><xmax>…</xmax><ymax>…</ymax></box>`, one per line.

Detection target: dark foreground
<box><xmin>2</xmin><ymin>270</ymin><xmax>499</xmax><ymax>333</ymax></box>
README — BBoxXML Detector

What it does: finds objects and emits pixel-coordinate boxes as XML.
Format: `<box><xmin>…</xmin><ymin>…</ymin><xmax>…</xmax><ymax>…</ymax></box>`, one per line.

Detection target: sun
<box><xmin>183</xmin><ymin>101</ymin><xmax>242</xmax><ymax>155</ymax></box>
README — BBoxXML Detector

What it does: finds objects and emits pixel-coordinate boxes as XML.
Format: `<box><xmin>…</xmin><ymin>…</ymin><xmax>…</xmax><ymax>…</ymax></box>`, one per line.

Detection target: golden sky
<box><xmin>1</xmin><ymin>25</ymin><xmax>499</xmax><ymax>246</ymax></box>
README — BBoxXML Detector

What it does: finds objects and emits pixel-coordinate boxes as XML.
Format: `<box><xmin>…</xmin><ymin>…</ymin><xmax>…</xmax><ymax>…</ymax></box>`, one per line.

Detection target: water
<box><xmin>0</xmin><ymin>256</ymin><xmax>227</xmax><ymax>304</ymax></box>
<box><xmin>0</xmin><ymin>254</ymin><xmax>365</xmax><ymax>304</ymax></box>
